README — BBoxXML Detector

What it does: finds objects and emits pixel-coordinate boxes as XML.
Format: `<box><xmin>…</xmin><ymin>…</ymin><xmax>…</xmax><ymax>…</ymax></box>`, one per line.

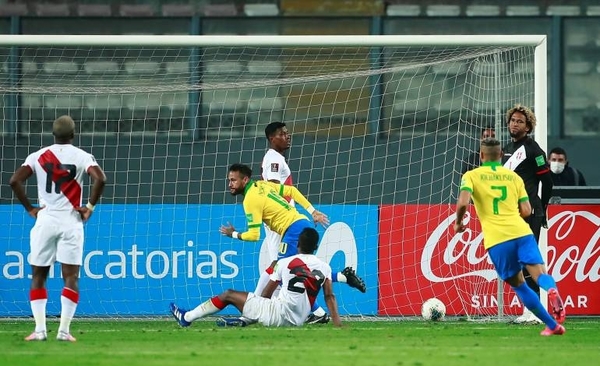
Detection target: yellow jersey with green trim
<box><xmin>239</xmin><ymin>180</ymin><xmax>313</xmax><ymax>241</ymax></box>
<box><xmin>460</xmin><ymin>161</ymin><xmax>532</xmax><ymax>249</ymax></box>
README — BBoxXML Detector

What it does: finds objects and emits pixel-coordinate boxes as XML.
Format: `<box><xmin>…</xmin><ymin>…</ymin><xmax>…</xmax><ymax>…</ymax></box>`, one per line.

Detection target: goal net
<box><xmin>0</xmin><ymin>35</ymin><xmax>546</xmax><ymax>320</ymax></box>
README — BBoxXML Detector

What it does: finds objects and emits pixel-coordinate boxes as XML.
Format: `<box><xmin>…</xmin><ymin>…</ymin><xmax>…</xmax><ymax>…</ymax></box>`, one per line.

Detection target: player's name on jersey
<box><xmin>478</xmin><ymin>173</ymin><xmax>516</xmax><ymax>182</ymax></box>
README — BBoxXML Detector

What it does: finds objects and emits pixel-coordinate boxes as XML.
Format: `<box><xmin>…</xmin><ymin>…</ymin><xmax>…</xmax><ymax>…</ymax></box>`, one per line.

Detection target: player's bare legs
<box><xmin>57</xmin><ymin>263</ymin><xmax>80</xmax><ymax>342</ymax></box>
<box><xmin>170</xmin><ymin>290</ymin><xmax>250</xmax><ymax>327</ymax></box>
<box><xmin>25</xmin><ymin>265</ymin><xmax>50</xmax><ymax>341</ymax></box>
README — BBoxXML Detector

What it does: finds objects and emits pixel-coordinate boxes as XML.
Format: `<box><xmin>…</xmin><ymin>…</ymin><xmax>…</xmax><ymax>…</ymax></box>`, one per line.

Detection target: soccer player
<box><xmin>9</xmin><ymin>115</ymin><xmax>106</xmax><ymax>342</ymax></box>
<box><xmin>454</xmin><ymin>137</ymin><xmax>565</xmax><ymax>336</ymax></box>
<box><xmin>169</xmin><ymin>227</ymin><xmax>343</xmax><ymax>327</ymax></box>
<box><xmin>218</xmin><ymin>163</ymin><xmax>365</xmax><ymax>326</ymax></box>
<box><xmin>462</xmin><ymin>126</ymin><xmax>496</xmax><ymax>174</ymax></box>
<box><xmin>502</xmin><ymin>104</ymin><xmax>553</xmax><ymax>324</ymax></box>
<box><xmin>258</xmin><ymin>122</ymin><xmax>363</xmax><ymax>324</ymax></box>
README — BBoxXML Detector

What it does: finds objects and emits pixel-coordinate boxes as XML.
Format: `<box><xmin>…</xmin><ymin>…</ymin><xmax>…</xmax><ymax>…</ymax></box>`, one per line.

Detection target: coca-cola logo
<box><xmin>421</xmin><ymin>209</ymin><xmax>600</xmax><ymax>284</ymax></box>
<box><xmin>547</xmin><ymin>210</ymin><xmax>600</xmax><ymax>282</ymax></box>
<box><xmin>421</xmin><ymin>211</ymin><xmax>497</xmax><ymax>283</ymax></box>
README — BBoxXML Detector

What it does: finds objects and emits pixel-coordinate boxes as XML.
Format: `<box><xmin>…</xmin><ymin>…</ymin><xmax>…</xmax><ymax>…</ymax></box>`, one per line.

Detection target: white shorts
<box><xmin>29</xmin><ymin>212</ymin><xmax>84</xmax><ymax>266</ymax></box>
<box><xmin>258</xmin><ymin>224</ymin><xmax>282</xmax><ymax>271</ymax></box>
<box><xmin>242</xmin><ymin>293</ymin><xmax>301</xmax><ymax>327</ymax></box>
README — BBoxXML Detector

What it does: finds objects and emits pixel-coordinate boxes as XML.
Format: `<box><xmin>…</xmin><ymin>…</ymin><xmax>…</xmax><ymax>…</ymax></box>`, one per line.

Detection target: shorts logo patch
<box><xmin>270</xmin><ymin>163</ymin><xmax>279</xmax><ymax>172</ymax></box>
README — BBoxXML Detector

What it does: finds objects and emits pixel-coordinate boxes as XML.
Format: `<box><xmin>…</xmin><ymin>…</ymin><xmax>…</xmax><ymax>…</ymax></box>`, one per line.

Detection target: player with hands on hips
<box><xmin>9</xmin><ymin>115</ymin><xmax>106</xmax><ymax>342</ymax></box>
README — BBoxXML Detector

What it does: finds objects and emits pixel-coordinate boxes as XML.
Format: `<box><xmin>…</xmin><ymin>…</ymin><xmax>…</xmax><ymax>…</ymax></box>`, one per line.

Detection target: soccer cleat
<box><xmin>24</xmin><ymin>331</ymin><xmax>47</xmax><ymax>341</ymax></box>
<box><xmin>540</xmin><ymin>324</ymin><xmax>566</xmax><ymax>336</ymax></box>
<box><xmin>215</xmin><ymin>317</ymin><xmax>250</xmax><ymax>327</ymax></box>
<box><xmin>510</xmin><ymin>308</ymin><xmax>543</xmax><ymax>325</ymax></box>
<box><xmin>548</xmin><ymin>288</ymin><xmax>566</xmax><ymax>324</ymax></box>
<box><xmin>342</xmin><ymin>267</ymin><xmax>366</xmax><ymax>293</ymax></box>
<box><xmin>169</xmin><ymin>302</ymin><xmax>191</xmax><ymax>327</ymax></box>
<box><xmin>56</xmin><ymin>331</ymin><xmax>77</xmax><ymax>342</ymax></box>
<box><xmin>305</xmin><ymin>313</ymin><xmax>330</xmax><ymax>324</ymax></box>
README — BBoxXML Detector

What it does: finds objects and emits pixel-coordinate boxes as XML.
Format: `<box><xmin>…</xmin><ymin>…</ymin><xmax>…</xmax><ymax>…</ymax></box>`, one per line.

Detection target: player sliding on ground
<box><xmin>170</xmin><ymin>227</ymin><xmax>343</xmax><ymax>327</ymax></box>
<box><xmin>454</xmin><ymin>137</ymin><xmax>566</xmax><ymax>336</ymax></box>
<box><xmin>174</xmin><ymin>163</ymin><xmax>364</xmax><ymax>327</ymax></box>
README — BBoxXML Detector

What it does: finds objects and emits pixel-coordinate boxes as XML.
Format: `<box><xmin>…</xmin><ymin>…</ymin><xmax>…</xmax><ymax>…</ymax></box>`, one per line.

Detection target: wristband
<box><xmin>86</xmin><ymin>202</ymin><xmax>96</xmax><ymax>211</ymax></box>
<box><xmin>306</xmin><ymin>206</ymin><xmax>316</xmax><ymax>215</ymax></box>
<box><xmin>232</xmin><ymin>231</ymin><xmax>240</xmax><ymax>239</ymax></box>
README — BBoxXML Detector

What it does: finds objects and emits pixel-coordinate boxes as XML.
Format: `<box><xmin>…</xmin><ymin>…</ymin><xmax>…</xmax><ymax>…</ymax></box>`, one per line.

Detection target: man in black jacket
<box><xmin>548</xmin><ymin>147</ymin><xmax>587</xmax><ymax>186</ymax></box>
<box><xmin>502</xmin><ymin>104</ymin><xmax>553</xmax><ymax>324</ymax></box>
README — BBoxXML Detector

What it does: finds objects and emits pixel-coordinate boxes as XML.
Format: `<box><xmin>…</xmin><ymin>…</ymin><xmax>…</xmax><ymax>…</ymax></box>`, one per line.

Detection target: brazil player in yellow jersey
<box><xmin>454</xmin><ymin>138</ymin><xmax>566</xmax><ymax>336</ymax></box>
<box><xmin>168</xmin><ymin>163</ymin><xmax>365</xmax><ymax>327</ymax></box>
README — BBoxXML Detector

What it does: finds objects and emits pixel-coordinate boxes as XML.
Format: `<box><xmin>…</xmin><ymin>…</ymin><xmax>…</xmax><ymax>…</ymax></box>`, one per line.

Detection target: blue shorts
<box><xmin>487</xmin><ymin>234</ymin><xmax>544</xmax><ymax>281</ymax></box>
<box><xmin>277</xmin><ymin>219</ymin><xmax>313</xmax><ymax>260</ymax></box>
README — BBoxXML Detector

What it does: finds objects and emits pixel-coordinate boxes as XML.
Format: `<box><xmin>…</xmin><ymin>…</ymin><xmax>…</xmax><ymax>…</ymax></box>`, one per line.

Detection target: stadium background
<box><xmin>0</xmin><ymin>0</ymin><xmax>598</xmax><ymax>205</ymax></box>
<box><xmin>0</xmin><ymin>0</ymin><xmax>599</xmax><ymax>317</ymax></box>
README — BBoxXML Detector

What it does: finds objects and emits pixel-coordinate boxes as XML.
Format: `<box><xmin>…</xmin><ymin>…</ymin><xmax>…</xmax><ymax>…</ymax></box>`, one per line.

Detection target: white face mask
<box><xmin>550</xmin><ymin>161</ymin><xmax>565</xmax><ymax>174</ymax></box>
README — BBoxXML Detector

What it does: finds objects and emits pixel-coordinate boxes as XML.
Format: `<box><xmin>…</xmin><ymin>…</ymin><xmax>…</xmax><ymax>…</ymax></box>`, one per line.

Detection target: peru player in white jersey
<box><xmin>257</xmin><ymin>122</ymin><xmax>293</xmax><ymax>296</ymax></box>
<box><xmin>9</xmin><ymin>116</ymin><xmax>106</xmax><ymax>342</ymax></box>
<box><xmin>169</xmin><ymin>227</ymin><xmax>342</xmax><ymax>327</ymax></box>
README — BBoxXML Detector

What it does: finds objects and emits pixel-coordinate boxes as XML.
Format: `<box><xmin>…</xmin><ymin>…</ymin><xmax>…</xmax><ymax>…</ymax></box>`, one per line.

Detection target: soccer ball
<box><xmin>421</xmin><ymin>298</ymin><xmax>446</xmax><ymax>321</ymax></box>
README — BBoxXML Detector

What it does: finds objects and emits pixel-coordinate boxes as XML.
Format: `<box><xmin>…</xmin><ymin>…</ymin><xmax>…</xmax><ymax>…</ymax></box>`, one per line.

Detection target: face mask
<box><xmin>550</xmin><ymin>161</ymin><xmax>565</xmax><ymax>174</ymax></box>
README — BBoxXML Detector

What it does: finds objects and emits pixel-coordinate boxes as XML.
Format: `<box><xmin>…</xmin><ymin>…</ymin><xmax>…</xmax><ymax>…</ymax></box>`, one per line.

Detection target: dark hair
<box><xmin>506</xmin><ymin>104</ymin><xmax>536</xmax><ymax>133</ymax></box>
<box><xmin>298</xmin><ymin>227</ymin><xmax>319</xmax><ymax>254</ymax></box>
<box><xmin>481</xmin><ymin>137</ymin><xmax>501</xmax><ymax>148</ymax></box>
<box><xmin>481</xmin><ymin>126</ymin><xmax>495</xmax><ymax>134</ymax></box>
<box><xmin>549</xmin><ymin>147</ymin><xmax>567</xmax><ymax>159</ymax></box>
<box><xmin>228</xmin><ymin>163</ymin><xmax>252</xmax><ymax>178</ymax></box>
<box><xmin>265</xmin><ymin>122</ymin><xmax>286</xmax><ymax>139</ymax></box>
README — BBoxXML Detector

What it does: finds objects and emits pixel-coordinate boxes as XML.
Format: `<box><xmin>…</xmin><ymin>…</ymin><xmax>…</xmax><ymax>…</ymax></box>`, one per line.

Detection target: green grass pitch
<box><xmin>1</xmin><ymin>318</ymin><xmax>599</xmax><ymax>366</ymax></box>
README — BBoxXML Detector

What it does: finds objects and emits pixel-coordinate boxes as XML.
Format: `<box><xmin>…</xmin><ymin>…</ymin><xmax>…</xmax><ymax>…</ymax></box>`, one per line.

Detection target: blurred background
<box><xmin>0</xmin><ymin>0</ymin><xmax>598</xmax><ymax>193</ymax></box>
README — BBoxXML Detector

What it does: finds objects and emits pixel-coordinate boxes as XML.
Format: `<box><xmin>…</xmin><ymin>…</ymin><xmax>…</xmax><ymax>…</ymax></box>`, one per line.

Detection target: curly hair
<box><xmin>506</xmin><ymin>104</ymin><xmax>537</xmax><ymax>133</ymax></box>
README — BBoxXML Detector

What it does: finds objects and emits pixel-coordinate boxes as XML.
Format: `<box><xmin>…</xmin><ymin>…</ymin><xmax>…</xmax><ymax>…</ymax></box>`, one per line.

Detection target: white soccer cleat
<box><xmin>511</xmin><ymin>308</ymin><xmax>543</xmax><ymax>324</ymax></box>
<box><xmin>56</xmin><ymin>331</ymin><xmax>77</xmax><ymax>342</ymax></box>
<box><xmin>24</xmin><ymin>331</ymin><xmax>47</xmax><ymax>341</ymax></box>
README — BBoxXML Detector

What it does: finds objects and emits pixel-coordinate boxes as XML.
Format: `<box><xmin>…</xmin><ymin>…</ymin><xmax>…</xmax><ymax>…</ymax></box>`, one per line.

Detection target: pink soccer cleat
<box><xmin>56</xmin><ymin>331</ymin><xmax>77</xmax><ymax>342</ymax></box>
<box><xmin>540</xmin><ymin>324</ymin><xmax>565</xmax><ymax>336</ymax></box>
<box><xmin>24</xmin><ymin>331</ymin><xmax>47</xmax><ymax>341</ymax></box>
<box><xmin>548</xmin><ymin>288</ymin><xmax>566</xmax><ymax>324</ymax></box>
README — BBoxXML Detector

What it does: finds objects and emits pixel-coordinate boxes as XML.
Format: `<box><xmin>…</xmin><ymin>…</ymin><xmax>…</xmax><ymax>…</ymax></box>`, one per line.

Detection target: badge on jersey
<box><xmin>270</xmin><ymin>163</ymin><xmax>279</xmax><ymax>172</ymax></box>
<box><xmin>246</xmin><ymin>213</ymin><xmax>254</xmax><ymax>222</ymax></box>
<box><xmin>535</xmin><ymin>155</ymin><xmax>545</xmax><ymax>167</ymax></box>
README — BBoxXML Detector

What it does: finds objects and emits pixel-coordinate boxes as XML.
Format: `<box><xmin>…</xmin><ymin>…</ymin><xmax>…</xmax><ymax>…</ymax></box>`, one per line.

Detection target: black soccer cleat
<box><xmin>306</xmin><ymin>313</ymin><xmax>330</xmax><ymax>324</ymax></box>
<box><xmin>342</xmin><ymin>267</ymin><xmax>366</xmax><ymax>293</ymax></box>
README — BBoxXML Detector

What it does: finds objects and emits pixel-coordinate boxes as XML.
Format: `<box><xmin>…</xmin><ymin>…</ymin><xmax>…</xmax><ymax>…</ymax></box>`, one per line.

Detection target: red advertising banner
<box><xmin>547</xmin><ymin>204</ymin><xmax>600</xmax><ymax>316</ymax></box>
<box><xmin>379</xmin><ymin>204</ymin><xmax>600</xmax><ymax>316</ymax></box>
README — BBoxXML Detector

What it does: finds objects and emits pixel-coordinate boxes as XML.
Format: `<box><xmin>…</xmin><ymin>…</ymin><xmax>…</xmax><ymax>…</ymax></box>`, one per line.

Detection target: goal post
<box><xmin>0</xmin><ymin>34</ymin><xmax>547</xmax><ymax>320</ymax></box>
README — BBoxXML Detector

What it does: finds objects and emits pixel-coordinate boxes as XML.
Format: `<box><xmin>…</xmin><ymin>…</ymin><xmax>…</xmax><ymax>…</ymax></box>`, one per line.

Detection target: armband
<box><xmin>86</xmin><ymin>202</ymin><xmax>96</xmax><ymax>211</ymax></box>
<box><xmin>232</xmin><ymin>231</ymin><xmax>241</xmax><ymax>240</ymax></box>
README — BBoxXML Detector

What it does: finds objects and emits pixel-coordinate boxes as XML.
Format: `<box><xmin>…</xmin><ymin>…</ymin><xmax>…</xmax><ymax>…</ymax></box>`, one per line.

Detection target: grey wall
<box><xmin>3</xmin><ymin>134</ymin><xmax>596</xmax><ymax>207</ymax></box>
<box><xmin>2</xmin><ymin>133</ymin><xmax>467</xmax><ymax>206</ymax></box>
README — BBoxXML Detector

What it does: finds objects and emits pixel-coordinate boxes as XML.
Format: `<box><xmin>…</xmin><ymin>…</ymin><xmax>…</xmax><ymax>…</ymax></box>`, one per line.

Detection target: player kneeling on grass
<box><xmin>169</xmin><ymin>227</ymin><xmax>342</xmax><ymax>328</ymax></box>
<box><xmin>454</xmin><ymin>137</ymin><xmax>566</xmax><ymax>336</ymax></box>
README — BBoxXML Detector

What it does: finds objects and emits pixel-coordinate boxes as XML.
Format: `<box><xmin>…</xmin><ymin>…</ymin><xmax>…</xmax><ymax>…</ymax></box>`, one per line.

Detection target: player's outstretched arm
<box><xmin>454</xmin><ymin>190</ymin><xmax>471</xmax><ymax>233</ymax></box>
<box><xmin>311</xmin><ymin>210</ymin><xmax>330</xmax><ymax>228</ymax></box>
<box><xmin>219</xmin><ymin>222</ymin><xmax>261</xmax><ymax>241</ymax></box>
<box><xmin>322</xmin><ymin>279</ymin><xmax>342</xmax><ymax>327</ymax></box>
<box><xmin>9</xmin><ymin>166</ymin><xmax>40</xmax><ymax>218</ymax></box>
